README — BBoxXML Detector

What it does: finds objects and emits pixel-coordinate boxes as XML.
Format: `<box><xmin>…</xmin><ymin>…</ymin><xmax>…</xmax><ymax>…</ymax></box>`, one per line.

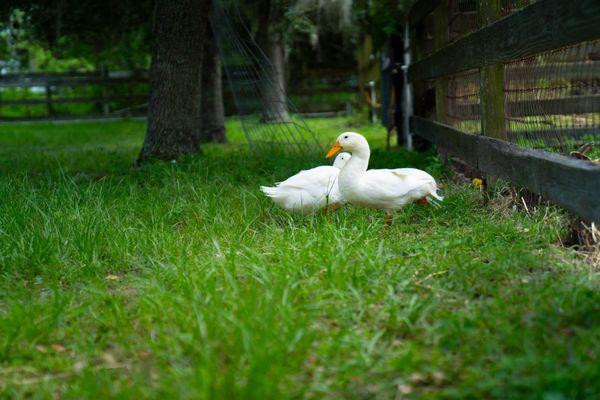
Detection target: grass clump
<box><xmin>0</xmin><ymin>117</ymin><xmax>598</xmax><ymax>399</ymax></box>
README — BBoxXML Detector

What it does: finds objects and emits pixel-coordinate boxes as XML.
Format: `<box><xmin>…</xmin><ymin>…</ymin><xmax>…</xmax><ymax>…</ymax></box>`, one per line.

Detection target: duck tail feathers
<box><xmin>260</xmin><ymin>186</ymin><xmax>279</xmax><ymax>198</ymax></box>
<box><xmin>427</xmin><ymin>188</ymin><xmax>444</xmax><ymax>207</ymax></box>
<box><xmin>430</xmin><ymin>190</ymin><xmax>444</xmax><ymax>202</ymax></box>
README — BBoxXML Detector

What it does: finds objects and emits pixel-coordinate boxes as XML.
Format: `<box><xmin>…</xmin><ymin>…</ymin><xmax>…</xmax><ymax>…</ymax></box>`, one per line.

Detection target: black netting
<box><xmin>447</xmin><ymin>69</ymin><xmax>480</xmax><ymax>134</ymax></box>
<box><xmin>421</xmin><ymin>0</ymin><xmax>599</xmax><ymax>153</ymax></box>
<box><xmin>210</xmin><ymin>0</ymin><xmax>324</xmax><ymax>157</ymax></box>
<box><xmin>505</xmin><ymin>40</ymin><xmax>600</xmax><ymax>151</ymax></box>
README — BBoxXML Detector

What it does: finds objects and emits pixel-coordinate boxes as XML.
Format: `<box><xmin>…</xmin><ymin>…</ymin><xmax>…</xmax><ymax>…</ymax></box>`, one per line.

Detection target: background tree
<box><xmin>238</xmin><ymin>0</ymin><xmax>355</xmax><ymax>122</ymax></box>
<box><xmin>138</xmin><ymin>0</ymin><xmax>211</xmax><ymax>161</ymax></box>
<box><xmin>200</xmin><ymin>22</ymin><xmax>227</xmax><ymax>144</ymax></box>
<box><xmin>353</xmin><ymin>0</ymin><xmax>408</xmax><ymax>51</ymax></box>
<box><xmin>1</xmin><ymin>0</ymin><xmax>229</xmax><ymax>159</ymax></box>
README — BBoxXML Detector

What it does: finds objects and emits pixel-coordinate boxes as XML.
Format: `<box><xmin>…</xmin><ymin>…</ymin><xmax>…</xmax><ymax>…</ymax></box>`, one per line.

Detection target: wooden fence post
<box><xmin>410</xmin><ymin>17</ymin><xmax>434</xmax><ymax>151</ymax></box>
<box><xmin>433</xmin><ymin>0</ymin><xmax>449</xmax><ymax>124</ymax></box>
<box><xmin>45</xmin><ymin>85</ymin><xmax>55</xmax><ymax>117</ymax></box>
<box><xmin>101</xmin><ymin>67</ymin><xmax>110</xmax><ymax>115</ymax></box>
<box><xmin>478</xmin><ymin>0</ymin><xmax>506</xmax><ymax>140</ymax></box>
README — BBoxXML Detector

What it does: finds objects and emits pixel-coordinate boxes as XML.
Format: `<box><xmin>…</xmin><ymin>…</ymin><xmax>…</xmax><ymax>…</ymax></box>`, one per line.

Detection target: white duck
<box><xmin>260</xmin><ymin>152</ymin><xmax>351</xmax><ymax>214</ymax></box>
<box><xmin>326</xmin><ymin>132</ymin><xmax>442</xmax><ymax>225</ymax></box>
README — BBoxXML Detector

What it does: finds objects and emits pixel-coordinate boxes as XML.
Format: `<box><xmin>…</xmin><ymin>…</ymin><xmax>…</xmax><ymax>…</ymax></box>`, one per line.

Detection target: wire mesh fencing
<box><xmin>505</xmin><ymin>40</ymin><xmax>600</xmax><ymax>151</ymax></box>
<box><xmin>425</xmin><ymin>0</ymin><xmax>600</xmax><ymax>154</ymax></box>
<box><xmin>210</xmin><ymin>0</ymin><xmax>324</xmax><ymax>158</ymax></box>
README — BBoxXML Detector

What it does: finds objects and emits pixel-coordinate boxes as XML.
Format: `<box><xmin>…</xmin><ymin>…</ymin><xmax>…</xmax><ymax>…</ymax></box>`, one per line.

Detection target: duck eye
<box><xmin>344</xmin><ymin>135</ymin><xmax>348</xmax><ymax>139</ymax></box>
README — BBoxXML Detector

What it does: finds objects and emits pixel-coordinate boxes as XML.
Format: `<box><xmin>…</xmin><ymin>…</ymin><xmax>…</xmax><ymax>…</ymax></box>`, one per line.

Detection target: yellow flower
<box><xmin>472</xmin><ymin>178</ymin><xmax>484</xmax><ymax>188</ymax></box>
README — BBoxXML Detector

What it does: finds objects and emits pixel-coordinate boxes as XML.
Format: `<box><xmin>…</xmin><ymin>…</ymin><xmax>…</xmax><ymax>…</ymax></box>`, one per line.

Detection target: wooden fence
<box><xmin>0</xmin><ymin>68</ymin><xmax>357</xmax><ymax>122</ymax></box>
<box><xmin>0</xmin><ymin>70</ymin><xmax>149</xmax><ymax>121</ymax></box>
<box><xmin>407</xmin><ymin>0</ymin><xmax>600</xmax><ymax>222</ymax></box>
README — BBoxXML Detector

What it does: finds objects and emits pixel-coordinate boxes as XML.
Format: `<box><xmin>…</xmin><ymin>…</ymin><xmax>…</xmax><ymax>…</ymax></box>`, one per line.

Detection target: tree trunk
<box><xmin>138</xmin><ymin>0</ymin><xmax>209</xmax><ymax>162</ymax></box>
<box><xmin>255</xmin><ymin>0</ymin><xmax>290</xmax><ymax>123</ymax></box>
<box><xmin>262</xmin><ymin>35</ymin><xmax>290</xmax><ymax>122</ymax></box>
<box><xmin>200</xmin><ymin>22</ymin><xmax>227</xmax><ymax>143</ymax></box>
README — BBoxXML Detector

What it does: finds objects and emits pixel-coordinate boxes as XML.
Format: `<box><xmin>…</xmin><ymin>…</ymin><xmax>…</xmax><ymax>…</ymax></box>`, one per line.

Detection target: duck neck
<box><xmin>341</xmin><ymin>147</ymin><xmax>369</xmax><ymax>180</ymax></box>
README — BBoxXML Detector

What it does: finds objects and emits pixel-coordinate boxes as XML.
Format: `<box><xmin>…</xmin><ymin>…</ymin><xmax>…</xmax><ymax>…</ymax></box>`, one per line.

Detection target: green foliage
<box><xmin>0</xmin><ymin>0</ymin><xmax>153</xmax><ymax>71</ymax></box>
<box><xmin>0</xmin><ymin>116</ymin><xmax>598</xmax><ymax>398</ymax></box>
<box><xmin>353</xmin><ymin>0</ymin><xmax>412</xmax><ymax>49</ymax></box>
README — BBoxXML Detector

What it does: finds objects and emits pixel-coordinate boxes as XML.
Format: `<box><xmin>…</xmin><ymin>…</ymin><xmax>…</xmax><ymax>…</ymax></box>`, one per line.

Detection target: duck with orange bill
<box><xmin>326</xmin><ymin>132</ymin><xmax>443</xmax><ymax>225</ymax></box>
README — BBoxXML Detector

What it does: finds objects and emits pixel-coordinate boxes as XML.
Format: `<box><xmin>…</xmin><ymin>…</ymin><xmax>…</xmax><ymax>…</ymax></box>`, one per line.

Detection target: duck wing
<box><xmin>362</xmin><ymin>168</ymin><xmax>436</xmax><ymax>200</ymax></box>
<box><xmin>277</xmin><ymin>166</ymin><xmax>340</xmax><ymax>198</ymax></box>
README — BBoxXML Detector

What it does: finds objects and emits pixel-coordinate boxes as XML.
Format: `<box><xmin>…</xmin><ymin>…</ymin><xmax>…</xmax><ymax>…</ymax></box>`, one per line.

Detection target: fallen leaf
<box><xmin>101</xmin><ymin>353</ymin><xmax>118</xmax><ymax>367</ymax></box>
<box><xmin>397</xmin><ymin>383</ymin><xmax>412</xmax><ymax>394</ymax></box>
<box><xmin>409</xmin><ymin>373</ymin><xmax>425</xmax><ymax>383</ymax></box>
<box><xmin>432</xmin><ymin>371</ymin><xmax>446</xmax><ymax>384</ymax></box>
<box><xmin>105</xmin><ymin>275</ymin><xmax>120</xmax><ymax>281</ymax></box>
<box><xmin>73</xmin><ymin>360</ymin><xmax>87</xmax><ymax>373</ymax></box>
<box><xmin>304</xmin><ymin>355</ymin><xmax>318</xmax><ymax>367</ymax></box>
<box><xmin>51</xmin><ymin>344</ymin><xmax>67</xmax><ymax>353</ymax></box>
<box><xmin>138</xmin><ymin>350</ymin><xmax>152</xmax><ymax>359</ymax></box>
<box><xmin>35</xmin><ymin>344</ymin><xmax>48</xmax><ymax>353</ymax></box>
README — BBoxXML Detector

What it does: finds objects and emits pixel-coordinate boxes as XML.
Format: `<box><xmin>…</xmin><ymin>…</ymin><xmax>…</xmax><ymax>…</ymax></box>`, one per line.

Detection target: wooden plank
<box><xmin>412</xmin><ymin>116</ymin><xmax>600</xmax><ymax>222</ymax></box>
<box><xmin>0</xmin><ymin>113</ymin><xmax>147</xmax><ymax>123</ymax></box>
<box><xmin>433</xmin><ymin>0</ymin><xmax>449</xmax><ymax>124</ymax></box>
<box><xmin>0</xmin><ymin>77</ymin><xmax>148</xmax><ymax>88</ymax></box>
<box><xmin>300</xmin><ymin>68</ymin><xmax>354</xmax><ymax>76</ymax></box>
<box><xmin>443</xmin><ymin>62</ymin><xmax>600</xmax><ymax>82</ymax></box>
<box><xmin>449</xmin><ymin>12</ymin><xmax>477</xmax><ymax>39</ymax></box>
<box><xmin>0</xmin><ymin>95</ymin><xmax>148</xmax><ymax>106</ymax></box>
<box><xmin>101</xmin><ymin>67</ymin><xmax>110</xmax><ymax>115</ymax></box>
<box><xmin>0</xmin><ymin>70</ymin><xmax>148</xmax><ymax>82</ymax></box>
<box><xmin>45</xmin><ymin>85</ymin><xmax>54</xmax><ymax>117</ymax></box>
<box><xmin>453</xmin><ymin>95</ymin><xmax>600</xmax><ymax>119</ymax></box>
<box><xmin>409</xmin><ymin>0</ymin><xmax>600</xmax><ymax>81</ymax></box>
<box><xmin>409</xmin><ymin>0</ymin><xmax>442</xmax><ymax>27</ymax></box>
<box><xmin>478</xmin><ymin>0</ymin><xmax>506</xmax><ymax>140</ymax></box>
<box><xmin>506</xmin><ymin>61</ymin><xmax>600</xmax><ymax>81</ymax></box>
<box><xmin>412</xmin><ymin>116</ymin><xmax>478</xmax><ymax>166</ymax></box>
<box><xmin>476</xmin><ymin>138</ymin><xmax>600</xmax><ymax>222</ymax></box>
<box><xmin>506</xmin><ymin>95</ymin><xmax>600</xmax><ymax>117</ymax></box>
<box><xmin>289</xmin><ymin>86</ymin><xmax>357</xmax><ymax>96</ymax></box>
<box><xmin>507</xmin><ymin>127</ymin><xmax>600</xmax><ymax>143</ymax></box>
<box><xmin>0</xmin><ymin>71</ymin><xmax>101</xmax><ymax>81</ymax></box>
<box><xmin>411</xmin><ymin>17</ymin><xmax>430</xmax><ymax>118</ymax></box>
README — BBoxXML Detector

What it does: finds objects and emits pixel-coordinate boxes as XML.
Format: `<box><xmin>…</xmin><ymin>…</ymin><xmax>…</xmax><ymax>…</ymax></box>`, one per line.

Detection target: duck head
<box><xmin>326</xmin><ymin>132</ymin><xmax>369</xmax><ymax>158</ymax></box>
<box><xmin>332</xmin><ymin>152</ymin><xmax>351</xmax><ymax>168</ymax></box>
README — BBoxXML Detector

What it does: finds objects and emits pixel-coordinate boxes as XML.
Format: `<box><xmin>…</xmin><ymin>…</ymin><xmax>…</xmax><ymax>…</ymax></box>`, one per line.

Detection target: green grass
<box><xmin>0</xmin><ymin>117</ymin><xmax>598</xmax><ymax>399</ymax></box>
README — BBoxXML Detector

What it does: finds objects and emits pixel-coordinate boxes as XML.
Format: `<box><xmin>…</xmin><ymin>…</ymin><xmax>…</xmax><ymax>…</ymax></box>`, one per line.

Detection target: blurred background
<box><xmin>0</xmin><ymin>0</ymin><xmax>406</xmax><ymax>125</ymax></box>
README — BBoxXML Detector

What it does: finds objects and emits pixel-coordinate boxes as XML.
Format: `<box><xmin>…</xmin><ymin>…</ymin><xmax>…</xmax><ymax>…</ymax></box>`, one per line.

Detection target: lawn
<box><xmin>0</xmin><ymin>117</ymin><xmax>598</xmax><ymax>399</ymax></box>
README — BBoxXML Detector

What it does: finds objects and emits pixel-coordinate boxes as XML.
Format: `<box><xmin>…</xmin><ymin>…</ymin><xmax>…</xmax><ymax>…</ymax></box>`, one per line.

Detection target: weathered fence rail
<box><xmin>410</xmin><ymin>0</ymin><xmax>600</xmax><ymax>81</ymax></box>
<box><xmin>413</xmin><ymin>117</ymin><xmax>600</xmax><ymax>222</ymax></box>
<box><xmin>452</xmin><ymin>94</ymin><xmax>600</xmax><ymax>120</ymax></box>
<box><xmin>0</xmin><ymin>70</ymin><xmax>149</xmax><ymax>121</ymax></box>
<box><xmin>407</xmin><ymin>0</ymin><xmax>600</xmax><ymax>222</ymax></box>
<box><xmin>0</xmin><ymin>69</ymin><xmax>357</xmax><ymax>121</ymax></box>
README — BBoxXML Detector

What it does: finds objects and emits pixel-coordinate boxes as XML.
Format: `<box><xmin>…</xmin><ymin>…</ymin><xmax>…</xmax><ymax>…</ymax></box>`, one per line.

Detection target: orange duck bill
<box><xmin>326</xmin><ymin>141</ymin><xmax>342</xmax><ymax>158</ymax></box>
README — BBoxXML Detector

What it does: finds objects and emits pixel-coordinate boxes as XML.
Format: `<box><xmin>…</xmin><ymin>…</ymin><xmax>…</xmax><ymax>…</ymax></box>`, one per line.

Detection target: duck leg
<box><xmin>321</xmin><ymin>204</ymin><xmax>341</xmax><ymax>222</ymax></box>
<box><xmin>321</xmin><ymin>206</ymin><xmax>330</xmax><ymax>222</ymax></box>
<box><xmin>416</xmin><ymin>197</ymin><xmax>428</xmax><ymax>206</ymax></box>
<box><xmin>384</xmin><ymin>213</ymin><xmax>393</xmax><ymax>227</ymax></box>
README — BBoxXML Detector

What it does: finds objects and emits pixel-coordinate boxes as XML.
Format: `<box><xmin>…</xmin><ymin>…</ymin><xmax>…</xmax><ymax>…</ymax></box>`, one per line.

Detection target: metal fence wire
<box><xmin>505</xmin><ymin>40</ymin><xmax>600</xmax><ymax>150</ymax></box>
<box><xmin>210</xmin><ymin>0</ymin><xmax>324</xmax><ymax>157</ymax></box>
<box><xmin>426</xmin><ymin>0</ymin><xmax>599</xmax><ymax>153</ymax></box>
